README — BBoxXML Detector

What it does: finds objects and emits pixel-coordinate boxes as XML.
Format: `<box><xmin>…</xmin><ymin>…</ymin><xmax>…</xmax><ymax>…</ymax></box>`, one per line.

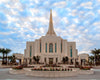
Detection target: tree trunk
<box><xmin>6</xmin><ymin>54</ymin><xmax>7</xmax><ymax>65</ymax></box>
<box><xmin>2</xmin><ymin>53</ymin><xmax>4</xmax><ymax>65</ymax></box>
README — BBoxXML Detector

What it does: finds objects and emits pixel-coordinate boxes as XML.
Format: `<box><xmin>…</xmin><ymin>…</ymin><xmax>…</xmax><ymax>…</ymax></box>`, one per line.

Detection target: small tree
<box><xmin>11</xmin><ymin>55</ymin><xmax>16</xmax><ymax>63</ymax></box>
<box><xmin>91</xmin><ymin>48</ymin><xmax>100</xmax><ymax>65</ymax></box>
<box><xmin>0</xmin><ymin>48</ymin><xmax>6</xmax><ymax>64</ymax></box>
<box><xmin>33</xmin><ymin>56</ymin><xmax>40</xmax><ymax>64</ymax></box>
<box><xmin>8</xmin><ymin>56</ymin><xmax>13</xmax><ymax>63</ymax></box>
<box><xmin>89</xmin><ymin>56</ymin><xmax>94</xmax><ymax>65</ymax></box>
<box><xmin>62</xmin><ymin>56</ymin><xmax>69</xmax><ymax>64</ymax></box>
<box><xmin>5</xmin><ymin>48</ymin><xmax>11</xmax><ymax>65</ymax></box>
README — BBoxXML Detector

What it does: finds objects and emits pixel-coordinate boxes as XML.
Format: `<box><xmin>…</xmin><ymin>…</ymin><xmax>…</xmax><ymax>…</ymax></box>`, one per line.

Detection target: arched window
<box><xmin>55</xmin><ymin>43</ymin><xmax>57</xmax><ymax>53</ymax></box>
<box><xmin>61</xmin><ymin>40</ymin><xmax>62</xmax><ymax>53</ymax></box>
<box><xmin>70</xmin><ymin>46</ymin><xmax>72</xmax><ymax>57</ymax></box>
<box><xmin>49</xmin><ymin>43</ymin><xmax>53</xmax><ymax>53</ymax></box>
<box><xmin>45</xmin><ymin>43</ymin><xmax>47</xmax><ymax>53</ymax></box>
<box><xmin>30</xmin><ymin>46</ymin><xmax>32</xmax><ymax>57</ymax></box>
<box><xmin>40</xmin><ymin>42</ymin><xmax>41</xmax><ymax>53</ymax></box>
<box><xmin>61</xmin><ymin>43</ymin><xmax>62</xmax><ymax>53</ymax></box>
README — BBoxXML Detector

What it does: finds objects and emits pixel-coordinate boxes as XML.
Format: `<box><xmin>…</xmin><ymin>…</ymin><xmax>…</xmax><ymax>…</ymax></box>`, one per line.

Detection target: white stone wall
<box><xmin>78</xmin><ymin>53</ymin><xmax>89</xmax><ymax>65</ymax></box>
<box><xmin>24</xmin><ymin>35</ymin><xmax>78</xmax><ymax>64</ymax></box>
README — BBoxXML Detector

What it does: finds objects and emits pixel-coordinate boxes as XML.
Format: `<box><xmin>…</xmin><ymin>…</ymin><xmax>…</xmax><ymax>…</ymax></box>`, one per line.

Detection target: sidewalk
<box><xmin>93</xmin><ymin>66</ymin><xmax>100</xmax><ymax>69</ymax></box>
<box><xmin>0</xmin><ymin>65</ymin><xmax>17</xmax><ymax>68</ymax></box>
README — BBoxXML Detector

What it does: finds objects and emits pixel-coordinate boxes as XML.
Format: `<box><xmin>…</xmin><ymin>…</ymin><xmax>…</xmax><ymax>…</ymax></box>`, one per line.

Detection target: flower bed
<box><xmin>12</xmin><ymin>65</ymin><xmax>23</xmax><ymax>70</ymax></box>
<box><xmin>43</xmin><ymin>64</ymin><xmax>61</xmax><ymax>67</ymax></box>
<box><xmin>31</xmin><ymin>67</ymin><xmax>72</xmax><ymax>71</ymax></box>
<box><xmin>80</xmin><ymin>66</ymin><xmax>92</xmax><ymax>70</ymax></box>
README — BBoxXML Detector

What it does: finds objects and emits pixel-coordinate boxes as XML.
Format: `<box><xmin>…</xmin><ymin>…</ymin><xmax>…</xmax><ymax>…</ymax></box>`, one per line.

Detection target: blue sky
<box><xmin>0</xmin><ymin>0</ymin><xmax>100</xmax><ymax>55</ymax></box>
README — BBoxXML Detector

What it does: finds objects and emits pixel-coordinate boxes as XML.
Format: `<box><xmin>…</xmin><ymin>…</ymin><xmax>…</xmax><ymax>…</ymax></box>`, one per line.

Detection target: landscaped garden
<box><xmin>31</xmin><ymin>67</ymin><xmax>72</xmax><ymax>71</ymax></box>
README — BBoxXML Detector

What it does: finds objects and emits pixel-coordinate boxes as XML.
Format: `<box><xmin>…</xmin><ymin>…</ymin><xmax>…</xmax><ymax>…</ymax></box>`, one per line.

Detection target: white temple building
<box><xmin>24</xmin><ymin>10</ymin><xmax>78</xmax><ymax>65</ymax></box>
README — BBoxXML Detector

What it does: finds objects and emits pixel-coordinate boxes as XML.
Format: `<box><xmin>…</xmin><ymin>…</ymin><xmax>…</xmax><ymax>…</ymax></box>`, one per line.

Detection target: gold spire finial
<box><xmin>46</xmin><ymin>9</ymin><xmax>56</xmax><ymax>36</ymax></box>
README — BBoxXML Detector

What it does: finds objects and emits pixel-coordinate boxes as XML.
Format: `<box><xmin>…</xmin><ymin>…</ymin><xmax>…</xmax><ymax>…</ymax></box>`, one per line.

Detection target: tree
<box><xmin>91</xmin><ymin>48</ymin><xmax>100</xmax><ymax>65</ymax></box>
<box><xmin>0</xmin><ymin>48</ymin><xmax>2</xmax><ymax>59</ymax></box>
<box><xmin>62</xmin><ymin>56</ymin><xmax>69</xmax><ymax>64</ymax></box>
<box><xmin>11</xmin><ymin>55</ymin><xmax>16</xmax><ymax>63</ymax></box>
<box><xmin>8</xmin><ymin>56</ymin><xmax>13</xmax><ymax>63</ymax></box>
<box><xmin>33</xmin><ymin>56</ymin><xmax>40</xmax><ymax>64</ymax></box>
<box><xmin>0</xmin><ymin>48</ymin><xmax>11</xmax><ymax>65</ymax></box>
<box><xmin>89</xmin><ymin>56</ymin><xmax>94</xmax><ymax>65</ymax></box>
<box><xmin>0</xmin><ymin>56</ymin><xmax>2</xmax><ymax>59</ymax></box>
<box><xmin>5</xmin><ymin>48</ymin><xmax>11</xmax><ymax>65</ymax></box>
<box><xmin>0</xmin><ymin>48</ymin><xmax>6</xmax><ymax>64</ymax></box>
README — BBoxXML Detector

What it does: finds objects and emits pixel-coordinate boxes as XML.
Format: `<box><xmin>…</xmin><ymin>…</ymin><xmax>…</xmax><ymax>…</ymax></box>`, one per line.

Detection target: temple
<box><xmin>24</xmin><ymin>10</ymin><xmax>78</xmax><ymax>65</ymax></box>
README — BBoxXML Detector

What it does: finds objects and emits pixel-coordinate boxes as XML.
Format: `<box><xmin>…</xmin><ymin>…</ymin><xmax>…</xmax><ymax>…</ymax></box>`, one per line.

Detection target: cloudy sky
<box><xmin>0</xmin><ymin>0</ymin><xmax>100</xmax><ymax>55</ymax></box>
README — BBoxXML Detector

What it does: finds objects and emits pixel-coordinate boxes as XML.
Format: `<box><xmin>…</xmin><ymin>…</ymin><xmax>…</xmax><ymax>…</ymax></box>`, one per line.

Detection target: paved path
<box><xmin>0</xmin><ymin>68</ymin><xmax>100</xmax><ymax>80</ymax></box>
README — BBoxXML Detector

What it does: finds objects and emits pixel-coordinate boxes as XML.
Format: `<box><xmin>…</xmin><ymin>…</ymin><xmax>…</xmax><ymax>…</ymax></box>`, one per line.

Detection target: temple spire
<box><xmin>46</xmin><ymin>9</ymin><xmax>56</xmax><ymax>36</ymax></box>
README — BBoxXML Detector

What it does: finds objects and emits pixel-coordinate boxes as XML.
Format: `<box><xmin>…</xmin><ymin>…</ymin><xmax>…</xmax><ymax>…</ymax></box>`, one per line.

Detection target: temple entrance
<box><xmin>49</xmin><ymin>58</ymin><xmax>53</xmax><ymax>64</ymax></box>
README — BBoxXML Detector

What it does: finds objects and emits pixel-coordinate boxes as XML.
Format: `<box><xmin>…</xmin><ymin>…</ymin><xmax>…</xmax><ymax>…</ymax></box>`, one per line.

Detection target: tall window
<box><xmin>70</xmin><ymin>46</ymin><xmax>72</xmax><ymax>57</ymax></box>
<box><xmin>61</xmin><ymin>43</ymin><xmax>62</xmax><ymax>53</ymax></box>
<box><xmin>56</xmin><ymin>58</ymin><xmax>58</xmax><ymax>63</ymax></box>
<box><xmin>30</xmin><ymin>46</ymin><xmax>32</xmax><ymax>57</ymax></box>
<box><xmin>40</xmin><ymin>42</ymin><xmax>41</xmax><ymax>53</ymax></box>
<box><xmin>29</xmin><ymin>59</ymin><xmax>31</xmax><ymax>64</ymax></box>
<box><xmin>44</xmin><ymin>58</ymin><xmax>46</xmax><ymax>63</ymax></box>
<box><xmin>49</xmin><ymin>43</ymin><xmax>53</xmax><ymax>53</ymax></box>
<box><xmin>45</xmin><ymin>43</ymin><xmax>47</xmax><ymax>53</ymax></box>
<box><xmin>55</xmin><ymin>43</ymin><xmax>57</xmax><ymax>53</ymax></box>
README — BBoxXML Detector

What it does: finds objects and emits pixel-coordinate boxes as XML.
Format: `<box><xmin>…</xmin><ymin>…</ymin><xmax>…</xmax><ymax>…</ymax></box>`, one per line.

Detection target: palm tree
<box><xmin>33</xmin><ymin>56</ymin><xmax>40</xmax><ymax>64</ymax></box>
<box><xmin>91</xmin><ymin>48</ymin><xmax>100</xmax><ymax>65</ymax></box>
<box><xmin>0</xmin><ymin>56</ymin><xmax>2</xmax><ymax>60</ymax></box>
<box><xmin>8</xmin><ymin>56</ymin><xmax>12</xmax><ymax>63</ymax></box>
<box><xmin>0</xmin><ymin>48</ymin><xmax>6</xmax><ymax>64</ymax></box>
<box><xmin>11</xmin><ymin>55</ymin><xmax>16</xmax><ymax>63</ymax></box>
<box><xmin>89</xmin><ymin>56</ymin><xmax>94</xmax><ymax>65</ymax></box>
<box><xmin>0</xmin><ymin>48</ymin><xmax>2</xmax><ymax>59</ymax></box>
<box><xmin>62</xmin><ymin>56</ymin><xmax>69</xmax><ymax>64</ymax></box>
<box><xmin>5</xmin><ymin>48</ymin><xmax>11</xmax><ymax>65</ymax></box>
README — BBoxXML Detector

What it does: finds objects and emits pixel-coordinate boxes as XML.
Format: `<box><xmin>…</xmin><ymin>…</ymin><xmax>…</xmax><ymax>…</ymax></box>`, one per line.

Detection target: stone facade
<box><xmin>13</xmin><ymin>53</ymin><xmax>24</xmax><ymax>64</ymax></box>
<box><xmin>78</xmin><ymin>53</ymin><xmax>89</xmax><ymax>65</ymax></box>
<box><xmin>24</xmin><ymin>10</ymin><xmax>78</xmax><ymax>64</ymax></box>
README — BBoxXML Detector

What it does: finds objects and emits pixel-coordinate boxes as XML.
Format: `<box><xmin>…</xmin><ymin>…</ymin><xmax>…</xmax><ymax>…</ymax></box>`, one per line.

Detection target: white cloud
<box><xmin>29</xmin><ymin>8</ymin><xmax>39</xmax><ymax>16</ymax></box>
<box><xmin>0</xmin><ymin>0</ymin><xmax>9</xmax><ymax>4</ymax></box>
<box><xmin>98</xmin><ymin>10</ymin><xmax>100</xmax><ymax>14</ymax></box>
<box><xmin>53</xmin><ymin>1</ymin><xmax>67</xmax><ymax>8</ymax></box>
<box><xmin>68</xmin><ymin>9</ymin><xmax>78</xmax><ymax>16</ymax></box>
<box><xmin>93</xmin><ymin>22</ymin><xmax>100</xmax><ymax>26</ymax></box>
<box><xmin>0</xmin><ymin>31</ymin><xmax>14</xmax><ymax>35</ymax></box>
<box><xmin>0</xmin><ymin>0</ymin><xmax>100</xmax><ymax>55</ymax></box>
<box><xmin>61</xmin><ymin>17</ymin><xmax>69</xmax><ymax>24</ymax></box>
<box><xmin>94</xmin><ymin>34</ymin><xmax>100</xmax><ymax>40</ymax></box>
<box><xmin>34</xmin><ymin>35</ymin><xmax>41</xmax><ymax>39</ymax></box>
<box><xmin>6</xmin><ymin>15</ymin><xmax>19</xmax><ymax>23</ymax></box>
<box><xmin>5</xmin><ymin>0</ymin><xmax>23</xmax><ymax>11</ymax></box>
<box><xmin>80</xmin><ymin>2</ymin><xmax>93</xmax><ymax>9</ymax></box>
<box><xmin>52</xmin><ymin>10</ymin><xmax>58</xmax><ymax>18</ymax></box>
<box><xmin>40</xmin><ymin>27</ymin><xmax>45</xmax><ymax>34</ymax></box>
<box><xmin>86</xmin><ymin>11</ymin><xmax>95</xmax><ymax>16</ymax></box>
<box><xmin>84</xmin><ymin>29</ymin><xmax>88</xmax><ymax>33</ymax></box>
<box><xmin>79</xmin><ymin>51</ymin><xmax>90</xmax><ymax>54</ymax></box>
<box><xmin>34</xmin><ymin>17</ymin><xmax>48</xmax><ymax>25</ymax></box>
<box><xmin>97</xmin><ymin>0</ymin><xmax>100</xmax><ymax>2</ymax></box>
<box><xmin>73</xmin><ymin>18</ymin><xmax>79</xmax><ymax>23</ymax></box>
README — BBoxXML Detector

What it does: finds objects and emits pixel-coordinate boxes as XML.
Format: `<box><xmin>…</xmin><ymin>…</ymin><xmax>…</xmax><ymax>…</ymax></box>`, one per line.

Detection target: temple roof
<box><xmin>46</xmin><ymin>10</ymin><xmax>56</xmax><ymax>36</ymax></box>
